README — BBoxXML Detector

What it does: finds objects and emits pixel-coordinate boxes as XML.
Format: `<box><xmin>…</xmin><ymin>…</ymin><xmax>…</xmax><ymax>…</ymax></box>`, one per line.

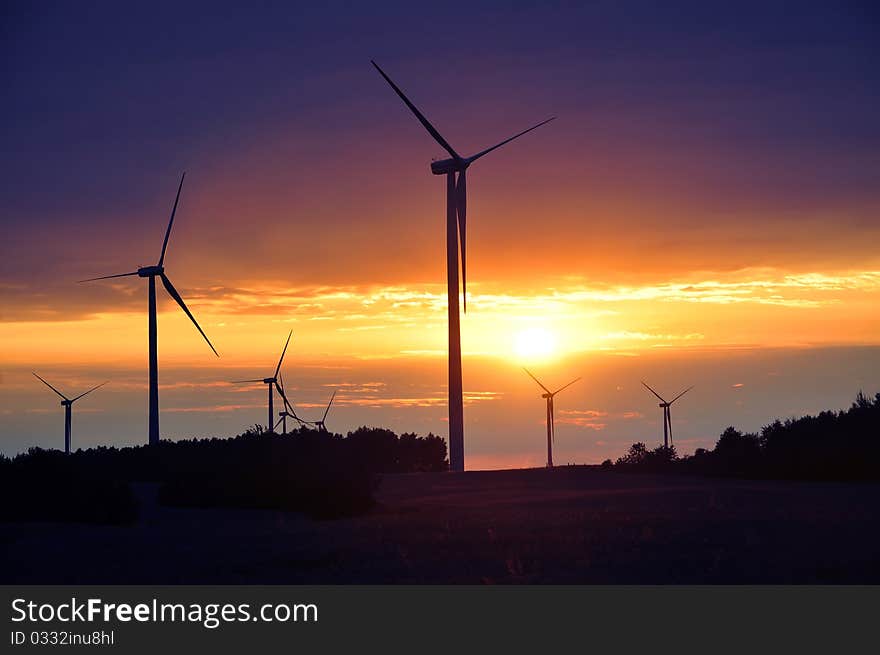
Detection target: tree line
<box><xmin>605</xmin><ymin>391</ymin><xmax>880</xmax><ymax>480</ymax></box>
<box><xmin>0</xmin><ymin>426</ymin><xmax>448</xmax><ymax>524</ymax></box>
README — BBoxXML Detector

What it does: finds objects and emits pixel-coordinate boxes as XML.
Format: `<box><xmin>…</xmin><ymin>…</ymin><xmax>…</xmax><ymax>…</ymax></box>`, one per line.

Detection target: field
<box><xmin>4</xmin><ymin>467</ymin><xmax>880</xmax><ymax>584</ymax></box>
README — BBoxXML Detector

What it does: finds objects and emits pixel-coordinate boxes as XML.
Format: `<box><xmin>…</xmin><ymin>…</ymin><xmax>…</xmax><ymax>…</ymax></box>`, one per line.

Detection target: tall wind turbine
<box><xmin>314</xmin><ymin>391</ymin><xmax>337</xmax><ymax>432</ymax></box>
<box><xmin>79</xmin><ymin>173</ymin><xmax>218</xmax><ymax>445</ymax></box>
<box><xmin>641</xmin><ymin>381</ymin><xmax>693</xmax><ymax>449</ymax></box>
<box><xmin>524</xmin><ymin>368</ymin><xmax>581</xmax><ymax>468</ymax></box>
<box><xmin>373</xmin><ymin>60</ymin><xmax>555</xmax><ymax>472</ymax></box>
<box><xmin>32</xmin><ymin>373</ymin><xmax>107</xmax><ymax>454</ymax></box>
<box><xmin>232</xmin><ymin>331</ymin><xmax>296</xmax><ymax>432</ymax></box>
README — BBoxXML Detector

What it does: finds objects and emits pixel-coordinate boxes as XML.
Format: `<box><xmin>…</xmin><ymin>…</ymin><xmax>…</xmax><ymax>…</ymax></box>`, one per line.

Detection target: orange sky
<box><xmin>2</xmin><ymin>2</ymin><xmax>879</xmax><ymax>465</ymax></box>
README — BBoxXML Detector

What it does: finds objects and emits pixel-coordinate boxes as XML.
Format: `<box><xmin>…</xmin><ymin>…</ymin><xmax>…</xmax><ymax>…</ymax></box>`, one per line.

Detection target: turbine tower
<box><xmin>524</xmin><ymin>368</ymin><xmax>580</xmax><ymax>468</ymax></box>
<box><xmin>373</xmin><ymin>60</ymin><xmax>555</xmax><ymax>472</ymax></box>
<box><xmin>232</xmin><ymin>331</ymin><xmax>297</xmax><ymax>432</ymax></box>
<box><xmin>314</xmin><ymin>391</ymin><xmax>337</xmax><ymax>432</ymax></box>
<box><xmin>32</xmin><ymin>373</ymin><xmax>107</xmax><ymax>454</ymax></box>
<box><xmin>641</xmin><ymin>381</ymin><xmax>693</xmax><ymax>449</ymax></box>
<box><xmin>79</xmin><ymin>173</ymin><xmax>218</xmax><ymax>445</ymax></box>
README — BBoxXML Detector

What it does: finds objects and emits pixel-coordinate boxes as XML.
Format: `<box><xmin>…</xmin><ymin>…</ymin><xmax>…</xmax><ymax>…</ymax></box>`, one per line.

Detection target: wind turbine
<box><xmin>641</xmin><ymin>381</ymin><xmax>693</xmax><ymax>449</ymax></box>
<box><xmin>79</xmin><ymin>173</ymin><xmax>218</xmax><ymax>445</ymax></box>
<box><xmin>523</xmin><ymin>368</ymin><xmax>581</xmax><ymax>468</ymax></box>
<box><xmin>313</xmin><ymin>391</ymin><xmax>337</xmax><ymax>432</ymax></box>
<box><xmin>274</xmin><ymin>373</ymin><xmax>312</xmax><ymax>435</ymax></box>
<box><xmin>232</xmin><ymin>331</ymin><xmax>296</xmax><ymax>432</ymax></box>
<box><xmin>373</xmin><ymin>60</ymin><xmax>555</xmax><ymax>472</ymax></box>
<box><xmin>32</xmin><ymin>373</ymin><xmax>107</xmax><ymax>454</ymax></box>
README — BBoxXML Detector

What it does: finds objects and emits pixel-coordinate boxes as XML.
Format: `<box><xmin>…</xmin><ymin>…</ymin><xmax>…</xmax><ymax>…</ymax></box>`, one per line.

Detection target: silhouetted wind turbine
<box><xmin>274</xmin><ymin>373</ymin><xmax>312</xmax><ymax>435</ymax></box>
<box><xmin>232</xmin><ymin>331</ymin><xmax>296</xmax><ymax>432</ymax></box>
<box><xmin>373</xmin><ymin>60</ymin><xmax>555</xmax><ymax>472</ymax></box>
<box><xmin>314</xmin><ymin>391</ymin><xmax>337</xmax><ymax>432</ymax></box>
<box><xmin>79</xmin><ymin>173</ymin><xmax>218</xmax><ymax>445</ymax></box>
<box><xmin>524</xmin><ymin>368</ymin><xmax>581</xmax><ymax>468</ymax></box>
<box><xmin>641</xmin><ymin>381</ymin><xmax>693</xmax><ymax>449</ymax></box>
<box><xmin>32</xmin><ymin>373</ymin><xmax>107</xmax><ymax>454</ymax></box>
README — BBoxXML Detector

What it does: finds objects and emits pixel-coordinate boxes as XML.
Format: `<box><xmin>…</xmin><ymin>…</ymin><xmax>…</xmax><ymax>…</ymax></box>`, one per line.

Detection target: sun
<box><xmin>514</xmin><ymin>327</ymin><xmax>557</xmax><ymax>361</ymax></box>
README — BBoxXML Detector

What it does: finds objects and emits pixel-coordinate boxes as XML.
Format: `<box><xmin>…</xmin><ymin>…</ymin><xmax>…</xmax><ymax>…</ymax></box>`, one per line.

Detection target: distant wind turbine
<box><xmin>524</xmin><ymin>368</ymin><xmax>581</xmax><ymax>468</ymax></box>
<box><xmin>274</xmin><ymin>373</ymin><xmax>312</xmax><ymax>435</ymax></box>
<box><xmin>232</xmin><ymin>331</ymin><xmax>297</xmax><ymax>432</ymax></box>
<box><xmin>641</xmin><ymin>381</ymin><xmax>693</xmax><ymax>449</ymax></box>
<box><xmin>373</xmin><ymin>60</ymin><xmax>555</xmax><ymax>472</ymax></box>
<box><xmin>314</xmin><ymin>391</ymin><xmax>337</xmax><ymax>432</ymax></box>
<box><xmin>32</xmin><ymin>373</ymin><xmax>107</xmax><ymax>454</ymax></box>
<box><xmin>79</xmin><ymin>173</ymin><xmax>218</xmax><ymax>445</ymax></box>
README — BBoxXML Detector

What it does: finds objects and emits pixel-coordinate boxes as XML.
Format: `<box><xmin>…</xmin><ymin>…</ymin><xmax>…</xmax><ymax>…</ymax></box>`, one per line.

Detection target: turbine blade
<box><xmin>466</xmin><ymin>117</ymin><xmax>556</xmax><ymax>164</ymax></box>
<box><xmin>669</xmin><ymin>385</ymin><xmax>694</xmax><ymax>405</ymax></box>
<box><xmin>322</xmin><ymin>390</ymin><xmax>337</xmax><ymax>422</ymax></box>
<box><xmin>523</xmin><ymin>367</ymin><xmax>551</xmax><ymax>394</ymax></box>
<box><xmin>32</xmin><ymin>372</ymin><xmax>68</xmax><ymax>400</ymax></box>
<box><xmin>274</xmin><ymin>330</ymin><xmax>292</xmax><ymax>379</ymax></box>
<box><xmin>456</xmin><ymin>170</ymin><xmax>467</xmax><ymax>314</ymax></box>
<box><xmin>71</xmin><ymin>380</ymin><xmax>108</xmax><ymax>402</ymax></box>
<box><xmin>666</xmin><ymin>408</ymin><xmax>674</xmax><ymax>445</ymax></box>
<box><xmin>550</xmin><ymin>397</ymin><xmax>555</xmax><ymax>444</ymax></box>
<box><xmin>371</xmin><ymin>60</ymin><xmax>460</xmax><ymax>160</ymax></box>
<box><xmin>641</xmin><ymin>380</ymin><xmax>667</xmax><ymax>403</ymax></box>
<box><xmin>160</xmin><ymin>274</ymin><xmax>219</xmax><ymax>357</ymax></box>
<box><xmin>553</xmin><ymin>376</ymin><xmax>581</xmax><ymax>395</ymax></box>
<box><xmin>274</xmin><ymin>416</ymin><xmax>284</xmax><ymax>430</ymax></box>
<box><xmin>230</xmin><ymin>379</ymin><xmax>264</xmax><ymax>383</ymax></box>
<box><xmin>77</xmin><ymin>271</ymin><xmax>138</xmax><ymax>283</ymax></box>
<box><xmin>158</xmin><ymin>172</ymin><xmax>186</xmax><ymax>267</ymax></box>
<box><xmin>275</xmin><ymin>383</ymin><xmax>303</xmax><ymax>423</ymax></box>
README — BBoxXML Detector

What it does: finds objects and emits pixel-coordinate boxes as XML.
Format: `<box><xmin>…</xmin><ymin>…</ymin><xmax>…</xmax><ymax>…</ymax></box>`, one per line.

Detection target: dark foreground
<box><xmin>4</xmin><ymin>467</ymin><xmax>880</xmax><ymax>583</ymax></box>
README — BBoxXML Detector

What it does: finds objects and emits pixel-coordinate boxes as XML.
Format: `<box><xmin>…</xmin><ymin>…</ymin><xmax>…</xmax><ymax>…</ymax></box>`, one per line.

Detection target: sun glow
<box><xmin>514</xmin><ymin>327</ymin><xmax>558</xmax><ymax>362</ymax></box>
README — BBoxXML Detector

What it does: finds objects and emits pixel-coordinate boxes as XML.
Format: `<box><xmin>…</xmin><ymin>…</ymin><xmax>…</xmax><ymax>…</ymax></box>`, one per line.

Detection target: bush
<box><xmin>157</xmin><ymin>432</ymin><xmax>377</xmax><ymax>519</ymax></box>
<box><xmin>0</xmin><ymin>448</ymin><xmax>138</xmax><ymax>524</ymax></box>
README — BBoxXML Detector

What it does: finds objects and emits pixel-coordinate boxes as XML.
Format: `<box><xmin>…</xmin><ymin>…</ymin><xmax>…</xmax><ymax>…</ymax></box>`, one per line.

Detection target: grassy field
<box><xmin>4</xmin><ymin>466</ymin><xmax>879</xmax><ymax>583</ymax></box>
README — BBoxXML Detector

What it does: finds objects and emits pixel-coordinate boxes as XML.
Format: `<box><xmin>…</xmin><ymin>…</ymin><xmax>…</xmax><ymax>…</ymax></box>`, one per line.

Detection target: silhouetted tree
<box><xmin>616</xmin><ymin>442</ymin><xmax>648</xmax><ymax>466</ymax></box>
<box><xmin>2</xmin><ymin>422</ymin><xmax>449</xmax><ymax>523</ymax></box>
<box><xmin>607</xmin><ymin>391</ymin><xmax>880</xmax><ymax>481</ymax></box>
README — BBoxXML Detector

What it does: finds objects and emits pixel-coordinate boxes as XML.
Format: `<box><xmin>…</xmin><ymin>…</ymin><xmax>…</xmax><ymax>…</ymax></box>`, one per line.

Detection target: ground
<box><xmin>4</xmin><ymin>467</ymin><xmax>880</xmax><ymax>583</ymax></box>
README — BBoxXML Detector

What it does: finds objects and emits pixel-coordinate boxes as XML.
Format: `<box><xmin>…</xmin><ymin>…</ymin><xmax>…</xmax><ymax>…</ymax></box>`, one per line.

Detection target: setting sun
<box><xmin>514</xmin><ymin>327</ymin><xmax>558</xmax><ymax>361</ymax></box>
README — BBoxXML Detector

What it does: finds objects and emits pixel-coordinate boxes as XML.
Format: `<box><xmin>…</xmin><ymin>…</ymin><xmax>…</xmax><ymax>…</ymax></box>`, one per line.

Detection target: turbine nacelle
<box><xmin>137</xmin><ymin>265</ymin><xmax>165</xmax><ymax>277</ymax></box>
<box><xmin>263</xmin><ymin>377</ymin><xmax>276</xmax><ymax>385</ymax></box>
<box><xmin>430</xmin><ymin>157</ymin><xmax>467</xmax><ymax>175</ymax></box>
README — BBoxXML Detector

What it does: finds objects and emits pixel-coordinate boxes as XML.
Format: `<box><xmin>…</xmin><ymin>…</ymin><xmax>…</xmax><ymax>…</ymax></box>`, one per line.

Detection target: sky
<box><xmin>1</xmin><ymin>1</ymin><xmax>878</xmax><ymax>467</ymax></box>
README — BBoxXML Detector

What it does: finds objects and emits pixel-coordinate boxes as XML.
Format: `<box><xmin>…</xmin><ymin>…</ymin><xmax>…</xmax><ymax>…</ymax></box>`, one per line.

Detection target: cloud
<box><xmin>4</xmin><ymin>268</ymin><xmax>879</xmax><ymax>323</ymax></box>
<box><xmin>559</xmin><ymin>409</ymin><xmax>608</xmax><ymax>418</ymax></box>
<box><xmin>164</xmin><ymin>403</ymin><xmax>265</xmax><ymax>413</ymax></box>
<box><xmin>600</xmin><ymin>331</ymin><xmax>705</xmax><ymax>342</ymax></box>
<box><xmin>556</xmin><ymin>417</ymin><xmax>607</xmax><ymax>430</ymax></box>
